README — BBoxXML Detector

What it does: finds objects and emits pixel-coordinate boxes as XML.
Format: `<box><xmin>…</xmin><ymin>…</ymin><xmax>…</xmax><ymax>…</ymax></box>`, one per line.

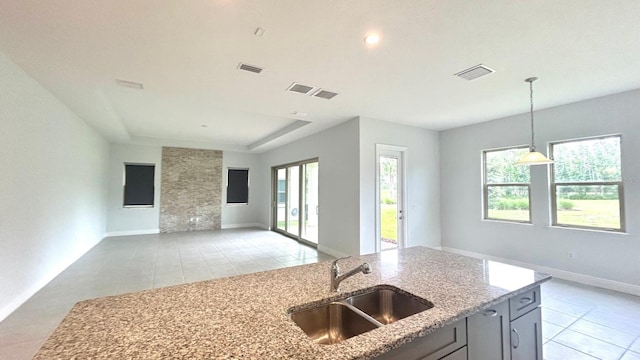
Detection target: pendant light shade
<box><xmin>515</xmin><ymin>77</ymin><xmax>553</xmax><ymax>166</ymax></box>
<box><xmin>514</xmin><ymin>150</ymin><xmax>554</xmax><ymax>165</ymax></box>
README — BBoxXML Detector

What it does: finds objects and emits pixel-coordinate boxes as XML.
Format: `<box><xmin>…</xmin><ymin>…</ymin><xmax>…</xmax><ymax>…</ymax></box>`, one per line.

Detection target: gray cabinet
<box><xmin>510</xmin><ymin>307</ymin><xmax>543</xmax><ymax>360</ymax></box>
<box><xmin>376</xmin><ymin>319</ymin><xmax>467</xmax><ymax>360</ymax></box>
<box><xmin>467</xmin><ymin>300</ymin><xmax>510</xmax><ymax>360</ymax></box>
<box><xmin>509</xmin><ymin>286</ymin><xmax>541</xmax><ymax>321</ymax></box>
<box><xmin>375</xmin><ymin>285</ymin><xmax>544</xmax><ymax>360</ymax></box>
<box><xmin>466</xmin><ymin>285</ymin><xmax>543</xmax><ymax>360</ymax></box>
<box><xmin>509</xmin><ymin>286</ymin><xmax>543</xmax><ymax>360</ymax></box>
<box><xmin>438</xmin><ymin>346</ymin><xmax>467</xmax><ymax>360</ymax></box>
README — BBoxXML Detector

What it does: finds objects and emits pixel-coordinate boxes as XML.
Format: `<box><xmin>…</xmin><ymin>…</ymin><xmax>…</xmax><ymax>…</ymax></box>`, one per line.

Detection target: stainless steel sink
<box><xmin>347</xmin><ymin>285</ymin><xmax>434</xmax><ymax>324</ymax></box>
<box><xmin>289</xmin><ymin>285</ymin><xmax>433</xmax><ymax>344</ymax></box>
<box><xmin>289</xmin><ymin>302</ymin><xmax>380</xmax><ymax>345</ymax></box>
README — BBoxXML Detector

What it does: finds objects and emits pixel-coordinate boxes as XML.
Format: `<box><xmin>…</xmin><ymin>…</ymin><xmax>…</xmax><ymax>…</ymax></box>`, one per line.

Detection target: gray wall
<box><xmin>258</xmin><ymin>117</ymin><xmax>442</xmax><ymax>257</ymax></box>
<box><xmin>440</xmin><ymin>89</ymin><xmax>640</xmax><ymax>287</ymax></box>
<box><xmin>358</xmin><ymin>117</ymin><xmax>441</xmax><ymax>254</ymax></box>
<box><xmin>105</xmin><ymin>144</ymin><xmax>262</xmax><ymax>233</ymax></box>
<box><xmin>0</xmin><ymin>52</ymin><xmax>109</xmax><ymax>321</ymax></box>
<box><xmin>221</xmin><ymin>151</ymin><xmax>265</xmax><ymax>228</ymax></box>
<box><xmin>258</xmin><ymin>119</ymin><xmax>361</xmax><ymax>256</ymax></box>
<box><xmin>106</xmin><ymin>144</ymin><xmax>161</xmax><ymax>235</ymax></box>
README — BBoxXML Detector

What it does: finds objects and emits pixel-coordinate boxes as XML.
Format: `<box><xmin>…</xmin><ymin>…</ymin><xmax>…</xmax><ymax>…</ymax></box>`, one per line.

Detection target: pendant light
<box><xmin>515</xmin><ymin>77</ymin><xmax>553</xmax><ymax>165</ymax></box>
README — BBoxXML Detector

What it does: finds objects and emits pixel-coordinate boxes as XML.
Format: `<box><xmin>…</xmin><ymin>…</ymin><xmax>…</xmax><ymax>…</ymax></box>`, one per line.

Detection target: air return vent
<box><xmin>454</xmin><ymin>64</ymin><xmax>495</xmax><ymax>81</ymax></box>
<box><xmin>116</xmin><ymin>79</ymin><xmax>144</xmax><ymax>89</ymax></box>
<box><xmin>312</xmin><ymin>89</ymin><xmax>338</xmax><ymax>100</ymax></box>
<box><xmin>287</xmin><ymin>83</ymin><xmax>315</xmax><ymax>95</ymax></box>
<box><xmin>237</xmin><ymin>63</ymin><xmax>263</xmax><ymax>74</ymax></box>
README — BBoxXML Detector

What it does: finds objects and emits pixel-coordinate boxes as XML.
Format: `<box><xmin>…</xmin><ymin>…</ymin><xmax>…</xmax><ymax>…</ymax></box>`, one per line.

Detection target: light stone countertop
<box><xmin>34</xmin><ymin>247</ymin><xmax>551</xmax><ymax>359</ymax></box>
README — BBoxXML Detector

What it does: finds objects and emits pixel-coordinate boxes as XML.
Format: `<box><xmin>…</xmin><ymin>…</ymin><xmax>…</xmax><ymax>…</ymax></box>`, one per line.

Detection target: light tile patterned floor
<box><xmin>0</xmin><ymin>229</ymin><xmax>639</xmax><ymax>359</ymax></box>
<box><xmin>542</xmin><ymin>279</ymin><xmax>640</xmax><ymax>360</ymax></box>
<box><xmin>0</xmin><ymin>228</ymin><xmax>333</xmax><ymax>359</ymax></box>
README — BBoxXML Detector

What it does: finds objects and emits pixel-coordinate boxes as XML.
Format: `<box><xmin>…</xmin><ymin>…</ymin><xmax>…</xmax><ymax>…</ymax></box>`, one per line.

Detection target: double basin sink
<box><xmin>289</xmin><ymin>285</ymin><xmax>433</xmax><ymax>345</ymax></box>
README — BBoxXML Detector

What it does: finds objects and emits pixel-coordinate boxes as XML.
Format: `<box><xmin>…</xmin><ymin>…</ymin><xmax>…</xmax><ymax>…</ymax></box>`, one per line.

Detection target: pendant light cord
<box><xmin>528</xmin><ymin>78</ymin><xmax>536</xmax><ymax>152</ymax></box>
<box><xmin>516</xmin><ymin>76</ymin><xmax>552</xmax><ymax>165</ymax></box>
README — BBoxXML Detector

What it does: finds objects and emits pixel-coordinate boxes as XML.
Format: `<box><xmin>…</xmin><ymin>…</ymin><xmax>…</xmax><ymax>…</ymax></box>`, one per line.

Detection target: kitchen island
<box><xmin>35</xmin><ymin>247</ymin><xmax>551</xmax><ymax>359</ymax></box>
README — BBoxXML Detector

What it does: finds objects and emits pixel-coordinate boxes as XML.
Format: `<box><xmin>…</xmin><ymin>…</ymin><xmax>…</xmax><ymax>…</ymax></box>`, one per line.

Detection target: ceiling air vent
<box><xmin>237</xmin><ymin>63</ymin><xmax>263</xmax><ymax>74</ymax></box>
<box><xmin>116</xmin><ymin>79</ymin><xmax>144</xmax><ymax>90</ymax></box>
<box><xmin>312</xmin><ymin>89</ymin><xmax>339</xmax><ymax>100</ymax></box>
<box><xmin>286</xmin><ymin>83</ymin><xmax>315</xmax><ymax>95</ymax></box>
<box><xmin>454</xmin><ymin>64</ymin><xmax>495</xmax><ymax>81</ymax></box>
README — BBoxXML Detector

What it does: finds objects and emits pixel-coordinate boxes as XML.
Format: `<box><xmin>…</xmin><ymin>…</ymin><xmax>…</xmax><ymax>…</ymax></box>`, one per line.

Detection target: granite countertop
<box><xmin>35</xmin><ymin>247</ymin><xmax>551</xmax><ymax>359</ymax></box>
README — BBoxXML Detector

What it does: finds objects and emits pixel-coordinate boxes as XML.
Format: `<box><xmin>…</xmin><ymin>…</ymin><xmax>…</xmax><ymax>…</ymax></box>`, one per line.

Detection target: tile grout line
<box><xmin>543</xmin><ymin>290</ymin><xmax>640</xmax><ymax>359</ymax></box>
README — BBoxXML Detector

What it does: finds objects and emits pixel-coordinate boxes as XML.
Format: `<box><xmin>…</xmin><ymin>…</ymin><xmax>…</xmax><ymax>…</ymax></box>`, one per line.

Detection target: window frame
<box><xmin>123</xmin><ymin>163</ymin><xmax>155</xmax><ymax>208</ymax></box>
<box><xmin>482</xmin><ymin>145</ymin><xmax>532</xmax><ymax>223</ymax></box>
<box><xmin>226</xmin><ymin>168</ymin><xmax>250</xmax><ymax>205</ymax></box>
<box><xmin>549</xmin><ymin>134</ymin><xmax>625</xmax><ymax>232</ymax></box>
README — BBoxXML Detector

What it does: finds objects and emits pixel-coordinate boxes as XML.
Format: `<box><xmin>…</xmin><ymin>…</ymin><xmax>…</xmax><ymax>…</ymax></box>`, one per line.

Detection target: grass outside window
<box><xmin>483</xmin><ymin>146</ymin><xmax>531</xmax><ymax>223</ymax></box>
<box><xmin>550</xmin><ymin>135</ymin><xmax>624</xmax><ymax>232</ymax></box>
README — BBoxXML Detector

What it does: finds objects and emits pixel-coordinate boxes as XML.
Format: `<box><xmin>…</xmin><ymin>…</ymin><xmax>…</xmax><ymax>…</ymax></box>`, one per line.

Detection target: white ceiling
<box><xmin>1</xmin><ymin>0</ymin><xmax>639</xmax><ymax>152</ymax></box>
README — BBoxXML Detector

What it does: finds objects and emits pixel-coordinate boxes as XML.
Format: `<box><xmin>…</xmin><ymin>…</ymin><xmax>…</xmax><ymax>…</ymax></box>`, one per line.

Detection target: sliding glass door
<box><xmin>272</xmin><ymin>159</ymin><xmax>318</xmax><ymax>246</ymax></box>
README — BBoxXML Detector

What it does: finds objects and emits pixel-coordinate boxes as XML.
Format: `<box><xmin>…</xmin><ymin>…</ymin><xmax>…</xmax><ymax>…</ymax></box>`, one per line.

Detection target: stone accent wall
<box><xmin>160</xmin><ymin>147</ymin><xmax>222</xmax><ymax>233</ymax></box>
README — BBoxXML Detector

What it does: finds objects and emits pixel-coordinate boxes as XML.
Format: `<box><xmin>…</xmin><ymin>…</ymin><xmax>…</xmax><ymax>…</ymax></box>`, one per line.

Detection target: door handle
<box><xmin>512</xmin><ymin>328</ymin><xmax>520</xmax><ymax>349</ymax></box>
<box><xmin>519</xmin><ymin>297</ymin><xmax>534</xmax><ymax>305</ymax></box>
<box><xmin>483</xmin><ymin>309</ymin><xmax>498</xmax><ymax>317</ymax></box>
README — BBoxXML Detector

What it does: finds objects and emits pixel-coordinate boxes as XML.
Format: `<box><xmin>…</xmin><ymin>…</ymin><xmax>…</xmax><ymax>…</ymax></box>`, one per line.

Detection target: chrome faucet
<box><xmin>330</xmin><ymin>256</ymin><xmax>372</xmax><ymax>292</ymax></box>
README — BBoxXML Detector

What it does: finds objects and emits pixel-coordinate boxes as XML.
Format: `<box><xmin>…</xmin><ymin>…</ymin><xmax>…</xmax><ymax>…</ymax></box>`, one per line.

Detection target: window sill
<box><xmin>481</xmin><ymin>218</ymin><xmax>533</xmax><ymax>226</ymax></box>
<box><xmin>548</xmin><ymin>225</ymin><xmax>628</xmax><ymax>235</ymax></box>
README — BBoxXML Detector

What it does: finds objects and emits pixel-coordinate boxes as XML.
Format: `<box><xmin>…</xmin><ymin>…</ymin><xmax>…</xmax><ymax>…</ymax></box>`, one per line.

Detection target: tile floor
<box><xmin>0</xmin><ymin>228</ymin><xmax>639</xmax><ymax>359</ymax></box>
<box><xmin>542</xmin><ymin>279</ymin><xmax>640</xmax><ymax>360</ymax></box>
<box><xmin>0</xmin><ymin>228</ymin><xmax>333</xmax><ymax>359</ymax></box>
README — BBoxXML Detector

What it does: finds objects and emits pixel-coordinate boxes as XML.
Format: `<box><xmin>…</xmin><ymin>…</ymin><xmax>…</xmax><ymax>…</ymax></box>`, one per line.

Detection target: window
<box><xmin>123</xmin><ymin>164</ymin><xmax>155</xmax><ymax>207</ymax></box>
<box><xmin>550</xmin><ymin>135</ymin><xmax>624</xmax><ymax>231</ymax></box>
<box><xmin>483</xmin><ymin>146</ymin><xmax>531</xmax><ymax>222</ymax></box>
<box><xmin>226</xmin><ymin>168</ymin><xmax>249</xmax><ymax>204</ymax></box>
<box><xmin>277</xmin><ymin>179</ymin><xmax>286</xmax><ymax>203</ymax></box>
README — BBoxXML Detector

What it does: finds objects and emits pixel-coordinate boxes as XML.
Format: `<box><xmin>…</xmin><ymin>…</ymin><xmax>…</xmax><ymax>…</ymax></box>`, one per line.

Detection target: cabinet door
<box><xmin>467</xmin><ymin>300</ymin><xmax>510</xmax><ymax>360</ymax></box>
<box><xmin>510</xmin><ymin>307</ymin><xmax>542</xmax><ymax>360</ymax></box>
<box><xmin>375</xmin><ymin>319</ymin><xmax>467</xmax><ymax>360</ymax></box>
<box><xmin>438</xmin><ymin>346</ymin><xmax>467</xmax><ymax>360</ymax></box>
<box><xmin>509</xmin><ymin>286</ymin><xmax>541</xmax><ymax>321</ymax></box>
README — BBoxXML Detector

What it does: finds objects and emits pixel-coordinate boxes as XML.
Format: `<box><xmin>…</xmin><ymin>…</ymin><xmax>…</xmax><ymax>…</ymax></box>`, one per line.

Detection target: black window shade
<box><xmin>227</xmin><ymin>169</ymin><xmax>249</xmax><ymax>204</ymax></box>
<box><xmin>124</xmin><ymin>164</ymin><xmax>155</xmax><ymax>206</ymax></box>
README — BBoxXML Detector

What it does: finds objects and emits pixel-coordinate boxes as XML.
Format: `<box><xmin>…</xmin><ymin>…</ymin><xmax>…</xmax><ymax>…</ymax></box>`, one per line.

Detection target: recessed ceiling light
<box><xmin>254</xmin><ymin>27</ymin><xmax>266</xmax><ymax>37</ymax></box>
<box><xmin>364</xmin><ymin>34</ymin><xmax>380</xmax><ymax>45</ymax></box>
<box><xmin>201</xmin><ymin>124</ymin><xmax>208</xmax><ymax>128</ymax></box>
<box><xmin>291</xmin><ymin>111</ymin><xmax>308</xmax><ymax>118</ymax></box>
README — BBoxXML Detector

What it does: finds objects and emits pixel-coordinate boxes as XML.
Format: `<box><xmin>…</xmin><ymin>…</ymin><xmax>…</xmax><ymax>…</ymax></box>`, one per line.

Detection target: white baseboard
<box><xmin>0</xmin><ymin>282</ymin><xmax>48</xmax><ymax>323</ymax></box>
<box><xmin>441</xmin><ymin>246</ymin><xmax>640</xmax><ymax>297</ymax></box>
<box><xmin>105</xmin><ymin>229</ymin><xmax>160</xmax><ymax>237</ymax></box>
<box><xmin>318</xmin><ymin>245</ymin><xmax>349</xmax><ymax>258</ymax></box>
<box><xmin>0</xmin><ymin>238</ymin><xmax>103</xmax><ymax>322</ymax></box>
<box><xmin>221</xmin><ymin>223</ymin><xmax>267</xmax><ymax>230</ymax></box>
